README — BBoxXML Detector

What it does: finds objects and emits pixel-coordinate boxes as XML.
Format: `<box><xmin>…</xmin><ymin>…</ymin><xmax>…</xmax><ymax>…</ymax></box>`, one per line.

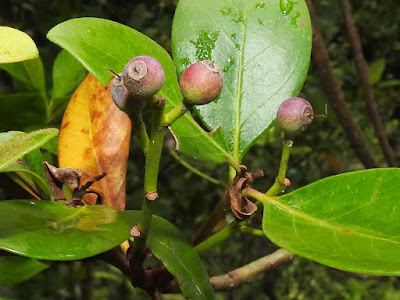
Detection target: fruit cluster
<box><xmin>110</xmin><ymin>55</ymin><xmax>223</xmax><ymax>113</ymax></box>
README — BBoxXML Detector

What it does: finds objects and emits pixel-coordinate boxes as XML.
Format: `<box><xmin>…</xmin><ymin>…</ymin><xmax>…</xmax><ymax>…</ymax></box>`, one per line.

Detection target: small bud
<box><xmin>179</xmin><ymin>60</ymin><xmax>223</xmax><ymax>106</ymax></box>
<box><xmin>122</xmin><ymin>55</ymin><xmax>165</xmax><ymax>98</ymax></box>
<box><xmin>277</xmin><ymin>97</ymin><xmax>314</xmax><ymax>134</ymax></box>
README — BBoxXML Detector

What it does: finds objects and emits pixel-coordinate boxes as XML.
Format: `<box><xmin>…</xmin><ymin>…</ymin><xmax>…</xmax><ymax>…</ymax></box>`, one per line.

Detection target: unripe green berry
<box><xmin>122</xmin><ymin>55</ymin><xmax>165</xmax><ymax>98</ymax></box>
<box><xmin>179</xmin><ymin>60</ymin><xmax>223</xmax><ymax>106</ymax></box>
<box><xmin>277</xmin><ymin>97</ymin><xmax>314</xmax><ymax>134</ymax></box>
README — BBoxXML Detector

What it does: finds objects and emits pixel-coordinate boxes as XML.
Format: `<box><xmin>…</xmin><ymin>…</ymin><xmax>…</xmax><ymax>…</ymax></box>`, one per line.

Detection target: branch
<box><xmin>210</xmin><ymin>249</ymin><xmax>294</xmax><ymax>290</ymax></box>
<box><xmin>305</xmin><ymin>0</ymin><xmax>378</xmax><ymax>168</ymax></box>
<box><xmin>192</xmin><ymin>191</ymin><xmax>230</xmax><ymax>245</ymax></box>
<box><xmin>339</xmin><ymin>0</ymin><xmax>397</xmax><ymax>167</ymax></box>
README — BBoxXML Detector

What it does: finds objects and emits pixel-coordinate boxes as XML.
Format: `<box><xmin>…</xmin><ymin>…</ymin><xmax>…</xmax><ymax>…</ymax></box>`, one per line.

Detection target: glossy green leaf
<box><xmin>171</xmin><ymin>116</ymin><xmax>230</xmax><ymax>162</ymax></box>
<box><xmin>124</xmin><ymin>211</ymin><xmax>214</xmax><ymax>300</ymax></box>
<box><xmin>0</xmin><ymin>57</ymin><xmax>48</xmax><ymax>127</ymax></box>
<box><xmin>52</xmin><ymin>50</ymin><xmax>86</xmax><ymax>99</ymax></box>
<box><xmin>0</xmin><ymin>256</ymin><xmax>48</xmax><ymax>287</ymax></box>
<box><xmin>0</xmin><ymin>128</ymin><xmax>58</xmax><ymax>171</ymax></box>
<box><xmin>23</xmin><ymin>147</ymin><xmax>47</xmax><ymax>185</ymax></box>
<box><xmin>1</xmin><ymin>162</ymin><xmax>53</xmax><ymax>200</ymax></box>
<box><xmin>0</xmin><ymin>94</ymin><xmax>47</xmax><ymax>131</ymax></box>
<box><xmin>0</xmin><ymin>27</ymin><xmax>38</xmax><ymax>63</ymax></box>
<box><xmin>0</xmin><ymin>200</ymin><xmax>132</xmax><ymax>260</ymax></box>
<box><xmin>0</xmin><ymin>57</ymin><xmax>47</xmax><ymax>100</ymax></box>
<box><xmin>172</xmin><ymin>0</ymin><xmax>311</xmax><ymax>160</ymax></box>
<box><xmin>0</xmin><ymin>131</ymin><xmax>52</xmax><ymax>199</ymax></box>
<box><xmin>47</xmin><ymin>17</ymin><xmax>232</xmax><ymax>163</ymax></box>
<box><xmin>262</xmin><ymin>168</ymin><xmax>400</xmax><ymax>275</ymax></box>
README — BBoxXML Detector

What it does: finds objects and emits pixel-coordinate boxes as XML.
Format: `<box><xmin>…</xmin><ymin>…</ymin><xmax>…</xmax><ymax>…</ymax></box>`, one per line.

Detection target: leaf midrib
<box><xmin>266</xmin><ymin>195</ymin><xmax>400</xmax><ymax>245</ymax></box>
<box><xmin>233</xmin><ymin>10</ymin><xmax>248</xmax><ymax>161</ymax></box>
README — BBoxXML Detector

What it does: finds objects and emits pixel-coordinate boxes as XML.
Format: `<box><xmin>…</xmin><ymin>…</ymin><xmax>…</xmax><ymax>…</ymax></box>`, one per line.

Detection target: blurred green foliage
<box><xmin>0</xmin><ymin>0</ymin><xmax>400</xmax><ymax>299</ymax></box>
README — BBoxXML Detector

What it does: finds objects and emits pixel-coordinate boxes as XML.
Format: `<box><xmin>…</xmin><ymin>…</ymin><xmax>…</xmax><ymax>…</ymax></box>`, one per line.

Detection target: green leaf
<box><xmin>124</xmin><ymin>211</ymin><xmax>214</xmax><ymax>300</ymax></box>
<box><xmin>262</xmin><ymin>168</ymin><xmax>400</xmax><ymax>275</ymax></box>
<box><xmin>171</xmin><ymin>116</ymin><xmax>230</xmax><ymax>162</ymax></box>
<box><xmin>0</xmin><ymin>256</ymin><xmax>48</xmax><ymax>287</ymax></box>
<box><xmin>0</xmin><ymin>131</ymin><xmax>23</xmax><ymax>143</ymax></box>
<box><xmin>23</xmin><ymin>148</ymin><xmax>47</xmax><ymax>185</ymax></box>
<box><xmin>0</xmin><ymin>94</ymin><xmax>47</xmax><ymax>131</ymax></box>
<box><xmin>368</xmin><ymin>58</ymin><xmax>386</xmax><ymax>86</ymax></box>
<box><xmin>172</xmin><ymin>0</ymin><xmax>311</xmax><ymax>160</ymax></box>
<box><xmin>52</xmin><ymin>50</ymin><xmax>86</xmax><ymax>99</ymax></box>
<box><xmin>0</xmin><ymin>27</ymin><xmax>38</xmax><ymax>63</ymax></box>
<box><xmin>0</xmin><ymin>57</ymin><xmax>47</xmax><ymax>99</ymax></box>
<box><xmin>1</xmin><ymin>162</ymin><xmax>53</xmax><ymax>200</ymax></box>
<box><xmin>0</xmin><ymin>131</ymin><xmax>52</xmax><ymax>199</ymax></box>
<box><xmin>0</xmin><ymin>200</ymin><xmax>132</xmax><ymax>260</ymax></box>
<box><xmin>0</xmin><ymin>128</ymin><xmax>58</xmax><ymax>171</ymax></box>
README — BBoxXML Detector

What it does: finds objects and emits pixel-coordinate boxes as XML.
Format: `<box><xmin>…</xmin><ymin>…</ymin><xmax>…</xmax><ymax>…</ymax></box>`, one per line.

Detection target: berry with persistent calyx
<box><xmin>277</xmin><ymin>97</ymin><xmax>314</xmax><ymax>134</ymax></box>
<box><xmin>122</xmin><ymin>55</ymin><xmax>165</xmax><ymax>98</ymax></box>
<box><xmin>179</xmin><ymin>60</ymin><xmax>223</xmax><ymax>106</ymax></box>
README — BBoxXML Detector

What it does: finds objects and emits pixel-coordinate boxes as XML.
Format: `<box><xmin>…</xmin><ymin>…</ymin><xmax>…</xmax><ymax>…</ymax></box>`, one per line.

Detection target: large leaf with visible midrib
<box><xmin>262</xmin><ymin>168</ymin><xmax>400</xmax><ymax>275</ymax></box>
<box><xmin>0</xmin><ymin>200</ymin><xmax>132</xmax><ymax>260</ymax></box>
<box><xmin>172</xmin><ymin>0</ymin><xmax>311</xmax><ymax>160</ymax></box>
<box><xmin>124</xmin><ymin>212</ymin><xmax>215</xmax><ymax>300</ymax></box>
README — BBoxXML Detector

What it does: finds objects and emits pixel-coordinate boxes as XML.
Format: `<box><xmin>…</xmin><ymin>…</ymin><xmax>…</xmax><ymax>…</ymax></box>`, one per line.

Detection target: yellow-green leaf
<box><xmin>0</xmin><ymin>27</ymin><xmax>39</xmax><ymax>63</ymax></box>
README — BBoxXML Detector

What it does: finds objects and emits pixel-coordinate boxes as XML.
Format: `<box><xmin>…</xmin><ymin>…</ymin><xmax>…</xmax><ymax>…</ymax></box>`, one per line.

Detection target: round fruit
<box><xmin>109</xmin><ymin>74</ymin><xmax>145</xmax><ymax>114</ymax></box>
<box><xmin>179</xmin><ymin>60</ymin><xmax>223</xmax><ymax>106</ymax></box>
<box><xmin>276</xmin><ymin>97</ymin><xmax>314</xmax><ymax>133</ymax></box>
<box><xmin>122</xmin><ymin>55</ymin><xmax>165</xmax><ymax>98</ymax></box>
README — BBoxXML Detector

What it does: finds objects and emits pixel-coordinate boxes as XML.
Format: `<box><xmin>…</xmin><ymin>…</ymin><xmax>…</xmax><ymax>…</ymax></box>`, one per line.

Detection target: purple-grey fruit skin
<box><xmin>277</xmin><ymin>97</ymin><xmax>314</xmax><ymax>134</ymax></box>
<box><xmin>110</xmin><ymin>74</ymin><xmax>129</xmax><ymax>111</ymax></box>
<box><xmin>109</xmin><ymin>74</ymin><xmax>145</xmax><ymax>114</ymax></box>
<box><xmin>122</xmin><ymin>55</ymin><xmax>165</xmax><ymax>98</ymax></box>
<box><xmin>179</xmin><ymin>60</ymin><xmax>223</xmax><ymax>106</ymax></box>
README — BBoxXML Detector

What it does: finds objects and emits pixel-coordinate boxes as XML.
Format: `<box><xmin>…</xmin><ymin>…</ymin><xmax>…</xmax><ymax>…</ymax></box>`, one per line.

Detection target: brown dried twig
<box><xmin>339</xmin><ymin>0</ymin><xmax>397</xmax><ymax>166</ymax></box>
<box><xmin>306</xmin><ymin>0</ymin><xmax>378</xmax><ymax>168</ymax></box>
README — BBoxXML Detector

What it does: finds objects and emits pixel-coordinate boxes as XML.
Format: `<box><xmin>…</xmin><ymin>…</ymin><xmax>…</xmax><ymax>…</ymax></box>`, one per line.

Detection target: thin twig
<box><xmin>192</xmin><ymin>191</ymin><xmax>230</xmax><ymax>245</ymax></box>
<box><xmin>305</xmin><ymin>0</ymin><xmax>378</xmax><ymax>168</ymax></box>
<box><xmin>339</xmin><ymin>0</ymin><xmax>397</xmax><ymax>166</ymax></box>
<box><xmin>210</xmin><ymin>249</ymin><xmax>294</xmax><ymax>290</ymax></box>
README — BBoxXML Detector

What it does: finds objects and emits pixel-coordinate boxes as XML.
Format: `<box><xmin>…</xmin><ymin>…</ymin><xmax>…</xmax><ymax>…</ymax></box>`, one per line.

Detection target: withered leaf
<box><xmin>228</xmin><ymin>169</ymin><xmax>263</xmax><ymax>220</ymax></box>
<box><xmin>44</xmin><ymin>161</ymin><xmax>82</xmax><ymax>189</ymax></box>
<box><xmin>58</xmin><ymin>73</ymin><xmax>131</xmax><ymax>210</ymax></box>
<box><xmin>44</xmin><ymin>161</ymin><xmax>81</xmax><ymax>200</ymax></box>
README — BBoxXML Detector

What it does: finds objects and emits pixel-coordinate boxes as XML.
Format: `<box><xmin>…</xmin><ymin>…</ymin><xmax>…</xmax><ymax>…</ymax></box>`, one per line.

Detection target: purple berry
<box><xmin>122</xmin><ymin>55</ymin><xmax>165</xmax><ymax>98</ymax></box>
<box><xmin>179</xmin><ymin>60</ymin><xmax>223</xmax><ymax>106</ymax></box>
<box><xmin>110</xmin><ymin>73</ymin><xmax>130</xmax><ymax>111</ymax></box>
<box><xmin>109</xmin><ymin>74</ymin><xmax>145</xmax><ymax>113</ymax></box>
<box><xmin>277</xmin><ymin>97</ymin><xmax>314</xmax><ymax>134</ymax></box>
